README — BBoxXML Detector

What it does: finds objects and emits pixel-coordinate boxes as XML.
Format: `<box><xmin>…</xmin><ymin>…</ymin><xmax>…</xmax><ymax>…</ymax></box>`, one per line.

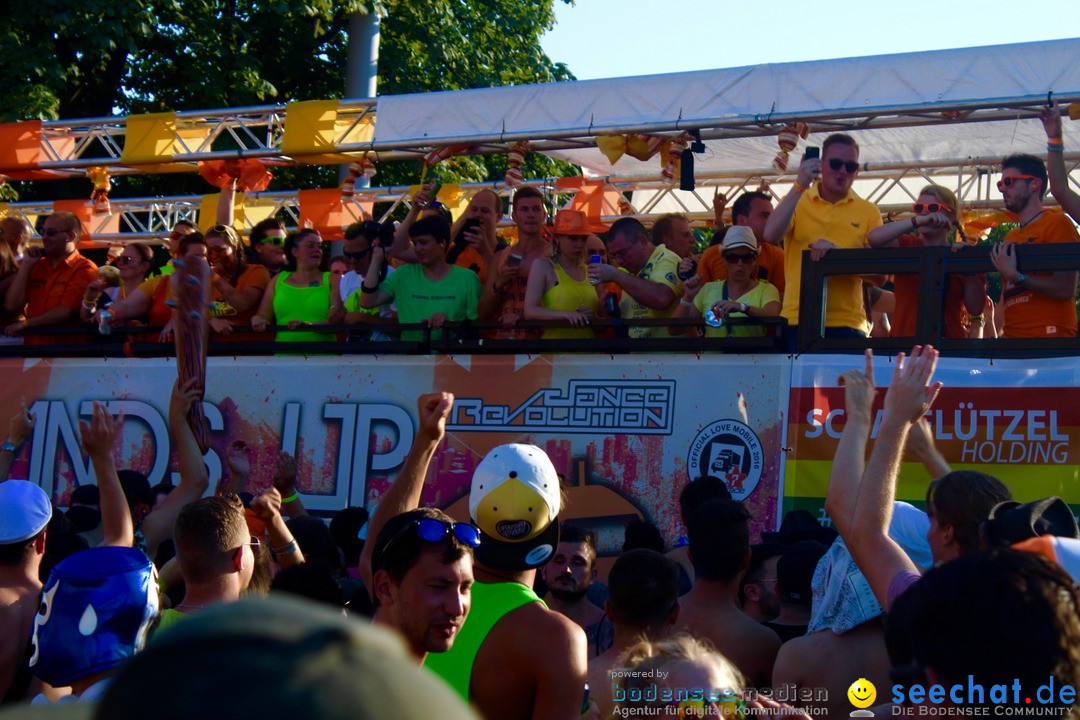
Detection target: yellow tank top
<box><xmin>541</xmin><ymin>261</ymin><xmax>599</xmax><ymax>339</ymax></box>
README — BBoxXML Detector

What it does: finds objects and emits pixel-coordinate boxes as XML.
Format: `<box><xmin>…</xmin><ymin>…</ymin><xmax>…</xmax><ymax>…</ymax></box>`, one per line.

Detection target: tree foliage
<box><xmin>1</xmin><ymin>0</ymin><xmax>576</xmax><ymax>199</ymax></box>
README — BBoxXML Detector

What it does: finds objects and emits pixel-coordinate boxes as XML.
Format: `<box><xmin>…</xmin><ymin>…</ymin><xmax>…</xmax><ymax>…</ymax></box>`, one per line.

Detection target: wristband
<box><xmin>1</xmin><ymin>441</ymin><xmax>17</xmax><ymax>454</ymax></box>
<box><xmin>272</xmin><ymin>539</ymin><xmax>299</xmax><ymax>555</ymax></box>
<box><xmin>910</xmin><ymin>217</ymin><xmax>919</xmax><ymax>231</ymax></box>
<box><xmin>360</xmin><ymin>283</ymin><xmax>379</xmax><ymax>294</ymax></box>
<box><xmin>792</xmin><ymin>180</ymin><xmax>806</xmax><ymax>194</ymax></box>
<box><xmin>281</xmin><ymin>491</ymin><xmax>299</xmax><ymax>504</ymax></box>
<box><xmin>1016</xmin><ymin>273</ymin><xmax>1028</xmax><ymax>287</ymax></box>
<box><xmin>680</xmin><ymin>299</ymin><xmax>694</xmax><ymax>308</ymax></box>
<box><xmin>1049</xmin><ymin>136</ymin><xmax>1063</xmax><ymax>144</ymax></box>
<box><xmin>1048</xmin><ymin>142</ymin><xmax>1064</xmax><ymax>152</ymax></box>
<box><xmin>970</xmin><ymin>314</ymin><xmax>985</xmax><ymax>327</ymax></box>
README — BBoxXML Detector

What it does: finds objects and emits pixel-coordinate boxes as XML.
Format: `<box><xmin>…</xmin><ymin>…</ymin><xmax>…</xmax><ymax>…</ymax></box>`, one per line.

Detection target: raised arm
<box><xmin>272</xmin><ymin>451</ymin><xmax>307</xmax><ymax>519</ymax></box>
<box><xmin>1040</xmin><ymin>99</ymin><xmax>1080</xmax><ymax>223</ymax></box>
<box><xmin>79</xmin><ymin>401</ymin><xmax>132</xmax><ymax>548</ymax></box>
<box><xmin>763</xmin><ymin>158</ymin><xmax>818</xmax><ymax>245</ymax></box>
<box><xmin>848</xmin><ymin>345</ymin><xmax>943</xmax><ymax>608</ymax></box>
<box><xmin>249</xmin><ymin>487</ymin><xmax>304</xmax><ymax>569</ymax></box>
<box><xmin>823</xmin><ymin>349</ymin><xmax>876</xmax><ymax>539</ymax></box>
<box><xmin>358</xmin><ymin>391</ymin><xmax>453</xmax><ymax>589</ymax></box>
<box><xmin>389</xmin><ymin>182</ymin><xmax>434</xmax><ymax>262</ymax></box>
<box><xmin>139</xmin><ymin>378</ymin><xmax>210</xmax><ymax>558</ymax></box>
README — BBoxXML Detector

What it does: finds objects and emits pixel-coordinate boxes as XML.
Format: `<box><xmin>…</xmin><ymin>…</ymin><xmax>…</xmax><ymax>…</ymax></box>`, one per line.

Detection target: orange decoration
<box><xmin>198</xmin><ymin>159</ymin><xmax>273</xmax><ymax>192</ymax></box>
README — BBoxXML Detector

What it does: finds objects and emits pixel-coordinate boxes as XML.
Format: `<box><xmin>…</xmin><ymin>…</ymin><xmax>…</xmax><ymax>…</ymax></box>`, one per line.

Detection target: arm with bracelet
<box><xmin>273</xmin><ymin>451</ymin><xmax>307</xmax><ymax>519</ymax></box>
<box><xmin>1040</xmin><ymin>99</ymin><xmax>1080</xmax><ymax>222</ymax></box>
<box><xmin>249</xmin><ymin>487</ymin><xmax>304</xmax><ymax>569</ymax></box>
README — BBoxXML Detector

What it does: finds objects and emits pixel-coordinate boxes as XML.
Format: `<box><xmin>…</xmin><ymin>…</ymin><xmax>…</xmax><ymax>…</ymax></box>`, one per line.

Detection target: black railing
<box><xmin>796</xmin><ymin>243</ymin><xmax>1080</xmax><ymax>357</ymax></box>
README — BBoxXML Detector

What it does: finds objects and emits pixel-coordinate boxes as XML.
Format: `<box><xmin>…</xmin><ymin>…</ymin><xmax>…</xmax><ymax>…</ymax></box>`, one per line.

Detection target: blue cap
<box><xmin>0</xmin><ymin>480</ymin><xmax>52</xmax><ymax>544</ymax></box>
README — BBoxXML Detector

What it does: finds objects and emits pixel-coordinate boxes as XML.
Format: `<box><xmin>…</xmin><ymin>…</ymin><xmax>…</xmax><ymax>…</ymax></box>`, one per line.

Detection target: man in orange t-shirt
<box><xmin>990</xmin><ymin>153</ymin><xmax>1079</xmax><ymax>338</ymax></box>
<box><xmin>4</xmin><ymin>212</ymin><xmax>98</xmax><ymax>345</ymax></box>
<box><xmin>697</xmin><ymin>191</ymin><xmax>785</xmax><ymax>296</ymax></box>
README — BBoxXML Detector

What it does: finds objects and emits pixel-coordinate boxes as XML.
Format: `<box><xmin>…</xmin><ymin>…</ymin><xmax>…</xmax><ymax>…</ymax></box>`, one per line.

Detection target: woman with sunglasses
<box><xmin>251</xmin><ymin>229</ymin><xmax>344</xmax><ymax>344</ymax></box>
<box><xmin>98</xmin><ymin>233</ymin><xmax>233</xmax><ymax>341</ymax></box>
<box><xmin>79</xmin><ymin>243</ymin><xmax>154</xmax><ymax>323</ymax></box>
<box><xmin>669</xmin><ymin>226</ymin><xmax>780</xmax><ymax>338</ymax></box>
<box><xmin>867</xmin><ymin>185</ymin><xmax>986</xmax><ymax>338</ymax></box>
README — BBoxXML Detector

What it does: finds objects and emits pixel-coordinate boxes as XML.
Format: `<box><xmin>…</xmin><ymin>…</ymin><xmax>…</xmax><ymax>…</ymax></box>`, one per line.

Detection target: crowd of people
<box><xmin>2</xmin><ymin>103</ymin><xmax>1077</xmax><ymax>350</ymax></box>
<box><xmin>2</xmin><ymin>342</ymin><xmax>1080</xmax><ymax>718</ymax></box>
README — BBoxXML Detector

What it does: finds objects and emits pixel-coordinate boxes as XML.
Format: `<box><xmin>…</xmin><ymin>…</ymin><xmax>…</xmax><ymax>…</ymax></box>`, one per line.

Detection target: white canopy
<box><xmin>374</xmin><ymin>38</ymin><xmax>1080</xmax><ymax>179</ymax></box>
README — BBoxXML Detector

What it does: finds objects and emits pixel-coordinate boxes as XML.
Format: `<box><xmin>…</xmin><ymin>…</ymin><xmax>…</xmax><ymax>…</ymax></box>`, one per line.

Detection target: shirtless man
<box><xmin>361</xmin><ymin>394</ymin><xmax>587</xmax><ymax>720</ymax></box>
<box><xmin>674</xmin><ymin>499</ymin><xmax>781</xmax><ymax>688</ymax></box>
<box><xmin>541</xmin><ymin>525</ymin><xmax>612</xmax><ymax>658</ymax></box>
<box><xmin>479</xmin><ymin>187</ymin><xmax>551</xmax><ymax>338</ymax></box>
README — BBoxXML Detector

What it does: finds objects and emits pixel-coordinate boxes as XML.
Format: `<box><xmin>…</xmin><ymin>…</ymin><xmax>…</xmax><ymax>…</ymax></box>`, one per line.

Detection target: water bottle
<box><xmin>588</xmin><ymin>254</ymin><xmax>601</xmax><ymax>284</ymax></box>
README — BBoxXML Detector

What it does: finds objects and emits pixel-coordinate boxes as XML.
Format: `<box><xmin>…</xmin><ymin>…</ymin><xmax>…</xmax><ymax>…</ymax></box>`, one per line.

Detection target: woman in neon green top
<box><xmin>251</xmin><ymin>229</ymin><xmax>344</xmax><ymax>343</ymax></box>
<box><xmin>670</xmin><ymin>225</ymin><xmax>780</xmax><ymax>338</ymax></box>
<box><xmin>523</xmin><ymin>209</ymin><xmax>600</xmax><ymax>339</ymax></box>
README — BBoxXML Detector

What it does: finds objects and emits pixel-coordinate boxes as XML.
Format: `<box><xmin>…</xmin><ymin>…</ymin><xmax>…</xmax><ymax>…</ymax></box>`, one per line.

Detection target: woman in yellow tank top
<box><xmin>523</xmin><ymin>210</ymin><xmax>600</xmax><ymax>339</ymax></box>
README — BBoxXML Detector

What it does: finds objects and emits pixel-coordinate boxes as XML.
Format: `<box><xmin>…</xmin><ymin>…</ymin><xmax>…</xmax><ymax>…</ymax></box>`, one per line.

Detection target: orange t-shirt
<box><xmin>889</xmin><ymin>235</ymin><xmax>970</xmax><ymax>339</ymax></box>
<box><xmin>213</xmin><ymin>265</ymin><xmax>270</xmax><ymax>326</ymax></box>
<box><xmin>23</xmin><ymin>251</ymin><xmax>99</xmax><ymax>346</ymax></box>
<box><xmin>137</xmin><ymin>275</ymin><xmax>175</xmax><ymax>328</ymax></box>
<box><xmin>1001</xmin><ymin>210</ymin><xmax>1079</xmax><ymax>338</ymax></box>
<box><xmin>698</xmin><ymin>241</ymin><xmax>785</xmax><ymax>296</ymax></box>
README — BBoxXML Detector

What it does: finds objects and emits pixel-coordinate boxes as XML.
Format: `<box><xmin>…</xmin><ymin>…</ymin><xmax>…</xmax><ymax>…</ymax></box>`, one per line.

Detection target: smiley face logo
<box><xmin>847</xmin><ymin>678</ymin><xmax>876</xmax><ymax>709</ymax></box>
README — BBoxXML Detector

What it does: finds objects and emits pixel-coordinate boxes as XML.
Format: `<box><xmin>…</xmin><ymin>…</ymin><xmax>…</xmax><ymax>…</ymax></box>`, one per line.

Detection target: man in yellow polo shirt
<box><xmin>764</xmin><ymin>133</ymin><xmax>882</xmax><ymax>351</ymax></box>
<box><xmin>592</xmin><ymin>217</ymin><xmax>682</xmax><ymax>338</ymax></box>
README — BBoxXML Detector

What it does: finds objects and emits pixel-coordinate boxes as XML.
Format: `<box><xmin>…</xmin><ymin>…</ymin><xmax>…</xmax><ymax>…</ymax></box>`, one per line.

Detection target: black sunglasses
<box><xmin>344</xmin><ymin>248</ymin><xmax>371</xmax><ymax>260</ymax></box>
<box><xmin>723</xmin><ymin>253</ymin><xmax>756</xmax><ymax>264</ymax></box>
<box><xmin>378</xmin><ymin>518</ymin><xmax>481</xmax><ymax>561</ymax></box>
<box><xmin>828</xmin><ymin>158</ymin><xmax>860</xmax><ymax>173</ymax></box>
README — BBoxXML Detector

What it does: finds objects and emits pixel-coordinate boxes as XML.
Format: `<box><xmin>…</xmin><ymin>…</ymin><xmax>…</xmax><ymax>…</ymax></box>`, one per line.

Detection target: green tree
<box><xmin>2</xmin><ymin>0</ymin><xmax>576</xmax><ymax>200</ymax></box>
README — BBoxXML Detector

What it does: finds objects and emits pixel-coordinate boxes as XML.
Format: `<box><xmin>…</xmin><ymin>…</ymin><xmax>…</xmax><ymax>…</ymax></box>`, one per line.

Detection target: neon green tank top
<box><xmin>423</xmin><ymin>581</ymin><xmax>542</xmax><ymax>700</ymax></box>
<box><xmin>272</xmin><ymin>271</ymin><xmax>332</xmax><ymax>343</ymax></box>
<box><xmin>541</xmin><ymin>261</ymin><xmax>599</xmax><ymax>339</ymax></box>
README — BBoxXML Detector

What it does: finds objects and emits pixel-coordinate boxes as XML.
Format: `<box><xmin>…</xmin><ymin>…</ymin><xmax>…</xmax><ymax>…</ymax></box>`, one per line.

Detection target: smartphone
<box><xmin>454</xmin><ymin>218</ymin><xmax>482</xmax><ymax>250</ymax></box>
<box><xmin>805</xmin><ymin>146</ymin><xmax>820</xmax><ymax>160</ymax></box>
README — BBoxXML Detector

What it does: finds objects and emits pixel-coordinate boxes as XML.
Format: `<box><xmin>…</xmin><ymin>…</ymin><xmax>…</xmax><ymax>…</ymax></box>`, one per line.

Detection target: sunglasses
<box><xmin>116</xmin><ymin>255</ymin><xmax>142</xmax><ymax>266</ymax></box>
<box><xmin>259</xmin><ymin>236</ymin><xmax>285</xmax><ymax>246</ymax></box>
<box><xmin>828</xmin><ymin>158</ymin><xmax>860</xmax><ymax>173</ymax></box>
<box><xmin>378</xmin><ymin>518</ymin><xmax>481</xmax><ymax>561</ymax></box>
<box><xmin>723</xmin><ymin>253</ymin><xmax>757</xmax><ymax>264</ymax></box>
<box><xmin>41</xmin><ymin>228</ymin><xmax>68</xmax><ymax>237</ymax></box>
<box><xmin>912</xmin><ymin>202</ymin><xmax>952</xmax><ymax>214</ymax></box>
<box><xmin>344</xmin><ymin>248</ymin><xmax>371</xmax><ymax>260</ymax></box>
<box><xmin>247</xmin><ymin>536</ymin><xmax>261</xmax><ymax>550</ymax></box>
<box><xmin>997</xmin><ymin>174</ymin><xmax>1037</xmax><ymax>191</ymax></box>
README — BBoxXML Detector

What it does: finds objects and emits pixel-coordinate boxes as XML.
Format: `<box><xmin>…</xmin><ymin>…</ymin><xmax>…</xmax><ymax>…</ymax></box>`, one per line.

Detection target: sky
<box><xmin>541</xmin><ymin>0</ymin><xmax>1079</xmax><ymax>80</ymax></box>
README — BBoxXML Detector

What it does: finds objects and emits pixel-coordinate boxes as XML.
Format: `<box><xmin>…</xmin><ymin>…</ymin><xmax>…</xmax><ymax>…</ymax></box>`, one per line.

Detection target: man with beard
<box><xmin>990</xmin><ymin>153</ymin><xmax>1079</xmax><ymax>338</ymax></box>
<box><xmin>541</xmin><ymin>525</ymin><xmax>612</xmax><ymax>657</ymax></box>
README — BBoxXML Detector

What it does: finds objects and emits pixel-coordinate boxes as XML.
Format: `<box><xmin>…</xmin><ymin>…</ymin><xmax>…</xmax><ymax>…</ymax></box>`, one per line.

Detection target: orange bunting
<box><xmin>422</xmin><ymin>144</ymin><xmax>471</xmax><ymax>168</ymax></box>
<box><xmin>772</xmin><ymin>122</ymin><xmax>809</xmax><ymax>174</ymax></box>
<box><xmin>504</xmin><ymin>141</ymin><xmax>529</xmax><ymax>188</ymax></box>
<box><xmin>198</xmin><ymin>159</ymin><xmax>273</xmax><ymax>192</ymax></box>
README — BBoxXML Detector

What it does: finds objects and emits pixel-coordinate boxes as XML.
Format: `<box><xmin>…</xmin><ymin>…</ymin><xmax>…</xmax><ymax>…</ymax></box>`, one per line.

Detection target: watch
<box><xmin>739</xmin><ymin>302</ymin><xmax>749</xmax><ymax>313</ymax></box>
<box><xmin>1015</xmin><ymin>273</ymin><xmax>1028</xmax><ymax>286</ymax></box>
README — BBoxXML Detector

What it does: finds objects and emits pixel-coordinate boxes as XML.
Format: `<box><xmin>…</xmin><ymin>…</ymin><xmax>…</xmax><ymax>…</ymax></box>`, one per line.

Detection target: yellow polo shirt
<box><xmin>780</xmin><ymin>183</ymin><xmax>882</xmax><ymax>329</ymax></box>
<box><xmin>620</xmin><ymin>243</ymin><xmax>683</xmax><ymax>338</ymax></box>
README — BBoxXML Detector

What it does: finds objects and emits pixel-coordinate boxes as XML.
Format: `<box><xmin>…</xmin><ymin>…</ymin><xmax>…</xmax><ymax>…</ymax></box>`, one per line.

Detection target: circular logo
<box><xmin>525</xmin><ymin>544</ymin><xmax>554</xmax><ymax>566</ymax></box>
<box><xmin>686</xmin><ymin>419</ymin><xmax>764</xmax><ymax>501</ymax></box>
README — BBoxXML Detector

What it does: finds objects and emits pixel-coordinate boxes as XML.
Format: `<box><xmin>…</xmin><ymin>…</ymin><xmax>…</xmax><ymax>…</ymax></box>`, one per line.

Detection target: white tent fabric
<box><xmin>374</xmin><ymin>38</ymin><xmax>1080</xmax><ymax>177</ymax></box>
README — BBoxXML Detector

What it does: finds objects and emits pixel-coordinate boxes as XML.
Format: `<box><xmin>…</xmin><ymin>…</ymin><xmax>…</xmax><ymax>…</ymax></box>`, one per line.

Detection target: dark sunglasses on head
<box><xmin>379</xmin><ymin>518</ymin><xmax>481</xmax><ymax>560</ymax></box>
<box><xmin>913</xmin><ymin>202</ymin><xmax>951</xmax><ymax>214</ymax></box>
<box><xmin>723</xmin><ymin>253</ymin><xmax>757</xmax><ymax>264</ymax></box>
<box><xmin>997</xmin><ymin>174</ymin><xmax>1037</xmax><ymax>191</ymax></box>
<box><xmin>828</xmin><ymin>158</ymin><xmax>860</xmax><ymax>173</ymax></box>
